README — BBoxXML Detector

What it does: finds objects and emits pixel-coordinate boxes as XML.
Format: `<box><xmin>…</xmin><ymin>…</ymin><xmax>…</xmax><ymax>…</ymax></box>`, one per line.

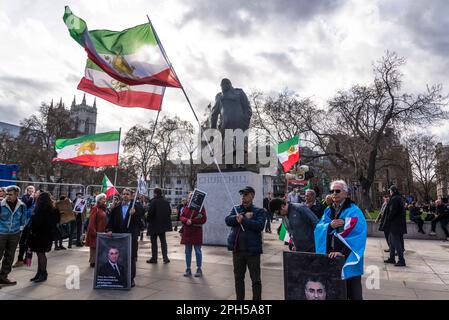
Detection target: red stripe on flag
<box><xmin>52</xmin><ymin>153</ymin><xmax>118</xmax><ymax>167</ymax></box>
<box><xmin>282</xmin><ymin>153</ymin><xmax>299</xmax><ymax>172</ymax></box>
<box><xmin>339</xmin><ymin>217</ymin><xmax>358</xmax><ymax>238</ymax></box>
<box><xmin>77</xmin><ymin>78</ymin><xmax>163</xmax><ymax>110</ymax></box>
<box><xmin>85</xmin><ymin>49</ymin><xmax>181</xmax><ymax>88</ymax></box>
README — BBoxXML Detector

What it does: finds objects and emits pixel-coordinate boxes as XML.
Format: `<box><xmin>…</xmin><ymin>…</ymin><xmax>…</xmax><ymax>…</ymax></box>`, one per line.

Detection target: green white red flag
<box><xmin>275</xmin><ymin>136</ymin><xmax>300</xmax><ymax>173</ymax></box>
<box><xmin>63</xmin><ymin>6</ymin><xmax>181</xmax><ymax>88</ymax></box>
<box><xmin>78</xmin><ymin>59</ymin><xmax>165</xmax><ymax>110</ymax></box>
<box><xmin>102</xmin><ymin>174</ymin><xmax>118</xmax><ymax>198</ymax></box>
<box><xmin>53</xmin><ymin>131</ymin><xmax>120</xmax><ymax>167</ymax></box>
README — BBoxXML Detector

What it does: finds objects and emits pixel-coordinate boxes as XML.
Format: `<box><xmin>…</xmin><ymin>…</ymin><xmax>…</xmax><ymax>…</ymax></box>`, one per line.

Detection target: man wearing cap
<box><xmin>383</xmin><ymin>185</ymin><xmax>407</xmax><ymax>267</ymax></box>
<box><xmin>225</xmin><ymin>186</ymin><xmax>266</xmax><ymax>300</ymax></box>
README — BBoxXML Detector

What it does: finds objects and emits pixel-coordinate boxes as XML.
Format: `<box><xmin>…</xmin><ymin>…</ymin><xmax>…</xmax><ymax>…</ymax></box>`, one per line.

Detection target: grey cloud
<box><xmin>180</xmin><ymin>0</ymin><xmax>346</xmax><ymax>36</ymax></box>
<box><xmin>221</xmin><ymin>51</ymin><xmax>253</xmax><ymax>83</ymax></box>
<box><xmin>259</xmin><ymin>52</ymin><xmax>301</xmax><ymax>74</ymax></box>
<box><xmin>379</xmin><ymin>0</ymin><xmax>449</xmax><ymax>56</ymax></box>
<box><xmin>0</xmin><ymin>76</ymin><xmax>56</xmax><ymax>94</ymax></box>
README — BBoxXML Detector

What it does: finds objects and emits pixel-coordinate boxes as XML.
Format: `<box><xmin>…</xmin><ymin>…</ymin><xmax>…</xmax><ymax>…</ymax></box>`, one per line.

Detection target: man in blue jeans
<box><xmin>225</xmin><ymin>186</ymin><xmax>266</xmax><ymax>300</ymax></box>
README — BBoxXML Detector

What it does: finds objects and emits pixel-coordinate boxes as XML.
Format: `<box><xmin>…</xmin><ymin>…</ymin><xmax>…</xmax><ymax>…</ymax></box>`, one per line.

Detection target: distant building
<box><xmin>0</xmin><ymin>121</ymin><xmax>21</xmax><ymax>138</ymax></box>
<box><xmin>436</xmin><ymin>142</ymin><xmax>449</xmax><ymax>200</ymax></box>
<box><xmin>70</xmin><ymin>94</ymin><xmax>97</xmax><ymax>135</ymax></box>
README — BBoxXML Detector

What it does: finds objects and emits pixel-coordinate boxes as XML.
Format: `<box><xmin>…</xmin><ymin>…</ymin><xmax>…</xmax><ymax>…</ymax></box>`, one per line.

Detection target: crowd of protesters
<box><xmin>1</xmin><ymin>179</ymin><xmax>448</xmax><ymax>300</ymax></box>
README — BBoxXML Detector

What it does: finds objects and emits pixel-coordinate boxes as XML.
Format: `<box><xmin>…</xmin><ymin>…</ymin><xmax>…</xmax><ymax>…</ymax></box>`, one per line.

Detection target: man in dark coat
<box><xmin>305</xmin><ymin>189</ymin><xmax>325</xmax><ymax>219</ymax></box>
<box><xmin>383</xmin><ymin>185</ymin><xmax>407</xmax><ymax>267</ymax></box>
<box><xmin>106</xmin><ymin>188</ymin><xmax>144</xmax><ymax>287</ymax></box>
<box><xmin>146</xmin><ymin>188</ymin><xmax>172</xmax><ymax>264</ymax></box>
<box><xmin>225</xmin><ymin>186</ymin><xmax>266</xmax><ymax>300</ymax></box>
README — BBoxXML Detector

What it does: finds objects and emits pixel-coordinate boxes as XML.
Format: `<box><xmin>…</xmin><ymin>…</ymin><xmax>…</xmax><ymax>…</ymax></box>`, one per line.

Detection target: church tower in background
<box><xmin>70</xmin><ymin>93</ymin><xmax>97</xmax><ymax>135</ymax></box>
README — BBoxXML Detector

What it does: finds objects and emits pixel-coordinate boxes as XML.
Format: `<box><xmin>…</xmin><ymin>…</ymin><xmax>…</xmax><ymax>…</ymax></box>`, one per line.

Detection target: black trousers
<box><xmin>389</xmin><ymin>233</ymin><xmax>405</xmax><ymax>262</ymax></box>
<box><xmin>17</xmin><ymin>224</ymin><xmax>30</xmax><ymax>261</ymax></box>
<box><xmin>131</xmin><ymin>235</ymin><xmax>138</xmax><ymax>280</ymax></box>
<box><xmin>265</xmin><ymin>213</ymin><xmax>272</xmax><ymax>232</ymax></box>
<box><xmin>76</xmin><ymin>213</ymin><xmax>83</xmax><ymax>243</ymax></box>
<box><xmin>150</xmin><ymin>233</ymin><xmax>168</xmax><ymax>261</ymax></box>
<box><xmin>346</xmin><ymin>276</ymin><xmax>363</xmax><ymax>300</ymax></box>
<box><xmin>431</xmin><ymin>215</ymin><xmax>449</xmax><ymax>237</ymax></box>
<box><xmin>232</xmin><ymin>251</ymin><xmax>261</xmax><ymax>300</ymax></box>
<box><xmin>410</xmin><ymin>217</ymin><xmax>424</xmax><ymax>232</ymax></box>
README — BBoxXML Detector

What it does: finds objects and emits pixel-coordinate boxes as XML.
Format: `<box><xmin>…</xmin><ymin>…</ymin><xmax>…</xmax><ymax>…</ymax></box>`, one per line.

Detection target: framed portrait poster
<box><xmin>188</xmin><ymin>188</ymin><xmax>207</xmax><ymax>211</ymax></box>
<box><xmin>283</xmin><ymin>251</ymin><xmax>347</xmax><ymax>300</ymax></box>
<box><xmin>74</xmin><ymin>197</ymin><xmax>87</xmax><ymax>213</ymax></box>
<box><xmin>94</xmin><ymin>233</ymin><xmax>132</xmax><ymax>290</ymax></box>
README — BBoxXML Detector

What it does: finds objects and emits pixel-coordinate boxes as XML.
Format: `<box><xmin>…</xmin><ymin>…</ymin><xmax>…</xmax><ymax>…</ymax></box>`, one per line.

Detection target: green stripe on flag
<box><xmin>63</xmin><ymin>6</ymin><xmax>87</xmax><ymax>46</ymax></box>
<box><xmin>275</xmin><ymin>136</ymin><xmax>299</xmax><ymax>154</ymax></box>
<box><xmin>89</xmin><ymin>24</ymin><xmax>157</xmax><ymax>55</ymax></box>
<box><xmin>55</xmin><ymin>131</ymin><xmax>120</xmax><ymax>150</ymax></box>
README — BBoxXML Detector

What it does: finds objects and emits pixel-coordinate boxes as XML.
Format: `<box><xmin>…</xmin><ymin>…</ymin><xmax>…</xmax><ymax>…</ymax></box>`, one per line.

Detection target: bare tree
<box><xmin>318</xmin><ymin>52</ymin><xmax>448</xmax><ymax>209</ymax></box>
<box><xmin>123</xmin><ymin>125</ymin><xmax>157</xmax><ymax>181</ymax></box>
<box><xmin>405</xmin><ymin>134</ymin><xmax>437</xmax><ymax>202</ymax></box>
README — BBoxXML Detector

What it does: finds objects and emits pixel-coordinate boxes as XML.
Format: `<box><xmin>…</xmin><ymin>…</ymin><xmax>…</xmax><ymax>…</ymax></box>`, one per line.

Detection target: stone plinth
<box><xmin>197</xmin><ymin>170</ymin><xmax>263</xmax><ymax>246</ymax></box>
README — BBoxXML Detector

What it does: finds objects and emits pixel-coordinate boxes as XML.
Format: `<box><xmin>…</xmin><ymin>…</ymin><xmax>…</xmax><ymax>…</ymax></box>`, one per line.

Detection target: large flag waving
<box><xmin>78</xmin><ymin>59</ymin><xmax>165</xmax><ymax>110</ymax></box>
<box><xmin>63</xmin><ymin>6</ymin><xmax>181</xmax><ymax>88</ymax></box>
<box><xmin>275</xmin><ymin>136</ymin><xmax>300</xmax><ymax>173</ymax></box>
<box><xmin>102</xmin><ymin>175</ymin><xmax>118</xmax><ymax>198</ymax></box>
<box><xmin>53</xmin><ymin>131</ymin><xmax>120</xmax><ymax>167</ymax></box>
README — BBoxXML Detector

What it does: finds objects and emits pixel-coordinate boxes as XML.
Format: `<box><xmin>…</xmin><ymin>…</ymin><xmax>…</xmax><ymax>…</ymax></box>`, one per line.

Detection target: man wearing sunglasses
<box><xmin>314</xmin><ymin>180</ymin><xmax>367</xmax><ymax>300</ymax></box>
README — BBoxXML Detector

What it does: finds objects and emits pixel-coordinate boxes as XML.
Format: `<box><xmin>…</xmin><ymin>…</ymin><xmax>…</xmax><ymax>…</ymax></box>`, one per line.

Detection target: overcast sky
<box><xmin>1</xmin><ymin>0</ymin><xmax>449</xmax><ymax>142</ymax></box>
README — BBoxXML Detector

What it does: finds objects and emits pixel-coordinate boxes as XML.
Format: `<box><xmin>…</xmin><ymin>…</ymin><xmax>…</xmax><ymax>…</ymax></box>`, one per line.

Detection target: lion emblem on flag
<box><xmin>288</xmin><ymin>145</ymin><xmax>296</xmax><ymax>155</ymax></box>
<box><xmin>105</xmin><ymin>53</ymin><xmax>137</xmax><ymax>78</ymax></box>
<box><xmin>76</xmin><ymin>141</ymin><xmax>98</xmax><ymax>156</ymax></box>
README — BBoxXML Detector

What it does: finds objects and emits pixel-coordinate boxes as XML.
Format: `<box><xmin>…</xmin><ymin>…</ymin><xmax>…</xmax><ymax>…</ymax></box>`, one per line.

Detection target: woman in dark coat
<box><xmin>85</xmin><ymin>193</ymin><xmax>108</xmax><ymax>267</ymax></box>
<box><xmin>180</xmin><ymin>194</ymin><xmax>207</xmax><ymax>277</ymax></box>
<box><xmin>28</xmin><ymin>192</ymin><xmax>59</xmax><ymax>283</ymax></box>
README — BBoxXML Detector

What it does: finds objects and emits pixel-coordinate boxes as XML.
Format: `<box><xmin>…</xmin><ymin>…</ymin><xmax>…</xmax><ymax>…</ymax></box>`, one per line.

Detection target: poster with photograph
<box><xmin>55</xmin><ymin>198</ymin><xmax>75</xmax><ymax>225</ymax></box>
<box><xmin>74</xmin><ymin>197</ymin><xmax>87</xmax><ymax>213</ymax></box>
<box><xmin>188</xmin><ymin>188</ymin><xmax>207</xmax><ymax>211</ymax></box>
<box><xmin>283</xmin><ymin>251</ymin><xmax>346</xmax><ymax>300</ymax></box>
<box><xmin>94</xmin><ymin>233</ymin><xmax>131</xmax><ymax>290</ymax></box>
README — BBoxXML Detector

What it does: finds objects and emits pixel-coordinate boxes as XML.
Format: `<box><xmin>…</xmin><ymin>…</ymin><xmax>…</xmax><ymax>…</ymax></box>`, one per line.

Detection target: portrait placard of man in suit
<box><xmin>94</xmin><ymin>233</ymin><xmax>131</xmax><ymax>290</ymax></box>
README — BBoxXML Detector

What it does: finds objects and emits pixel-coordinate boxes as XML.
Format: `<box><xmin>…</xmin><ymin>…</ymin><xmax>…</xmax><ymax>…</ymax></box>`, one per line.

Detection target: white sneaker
<box><xmin>429</xmin><ymin>232</ymin><xmax>437</xmax><ymax>236</ymax></box>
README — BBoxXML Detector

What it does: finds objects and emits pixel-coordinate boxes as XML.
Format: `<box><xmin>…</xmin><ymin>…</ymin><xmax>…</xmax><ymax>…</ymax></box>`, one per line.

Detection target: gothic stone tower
<box><xmin>70</xmin><ymin>93</ymin><xmax>97</xmax><ymax>135</ymax></box>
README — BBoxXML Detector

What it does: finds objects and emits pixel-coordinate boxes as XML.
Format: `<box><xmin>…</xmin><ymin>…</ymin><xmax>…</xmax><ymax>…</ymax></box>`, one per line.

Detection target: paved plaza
<box><xmin>1</xmin><ymin>221</ymin><xmax>449</xmax><ymax>300</ymax></box>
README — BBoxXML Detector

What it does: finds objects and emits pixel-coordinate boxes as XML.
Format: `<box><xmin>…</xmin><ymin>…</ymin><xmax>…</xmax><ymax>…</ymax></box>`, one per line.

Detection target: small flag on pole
<box><xmin>102</xmin><ymin>175</ymin><xmax>118</xmax><ymax>198</ymax></box>
<box><xmin>274</xmin><ymin>136</ymin><xmax>300</xmax><ymax>173</ymax></box>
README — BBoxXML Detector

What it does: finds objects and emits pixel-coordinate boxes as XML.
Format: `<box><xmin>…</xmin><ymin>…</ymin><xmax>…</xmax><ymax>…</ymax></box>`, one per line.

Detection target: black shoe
<box><xmin>59</xmin><ymin>246</ymin><xmax>67</xmax><ymax>250</ymax></box>
<box><xmin>68</xmin><ymin>244</ymin><xmax>72</xmax><ymax>248</ymax></box>
<box><xmin>163</xmin><ymin>259</ymin><xmax>170</xmax><ymax>264</ymax></box>
<box><xmin>419</xmin><ymin>229</ymin><xmax>425</xmax><ymax>234</ymax></box>
<box><xmin>0</xmin><ymin>278</ymin><xmax>17</xmax><ymax>286</ymax></box>
<box><xmin>30</xmin><ymin>272</ymin><xmax>40</xmax><ymax>282</ymax></box>
<box><xmin>55</xmin><ymin>246</ymin><xmax>61</xmax><ymax>251</ymax></box>
<box><xmin>146</xmin><ymin>258</ymin><xmax>157</xmax><ymax>264</ymax></box>
<box><xmin>383</xmin><ymin>249</ymin><xmax>390</xmax><ymax>252</ymax></box>
<box><xmin>90</xmin><ymin>263</ymin><xmax>95</xmax><ymax>268</ymax></box>
<box><xmin>33</xmin><ymin>272</ymin><xmax>47</xmax><ymax>283</ymax></box>
<box><xmin>76</xmin><ymin>242</ymin><xmax>83</xmax><ymax>247</ymax></box>
<box><xmin>395</xmin><ymin>261</ymin><xmax>406</xmax><ymax>267</ymax></box>
<box><xmin>384</xmin><ymin>259</ymin><xmax>395</xmax><ymax>264</ymax></box>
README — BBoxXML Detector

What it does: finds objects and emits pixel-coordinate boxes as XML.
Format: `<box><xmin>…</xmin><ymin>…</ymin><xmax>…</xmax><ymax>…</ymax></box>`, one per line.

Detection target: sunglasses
<box><xmin>330</xmin><ymin>189</ymin><xmax>342</xmax><ymax>194</ymax></box>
